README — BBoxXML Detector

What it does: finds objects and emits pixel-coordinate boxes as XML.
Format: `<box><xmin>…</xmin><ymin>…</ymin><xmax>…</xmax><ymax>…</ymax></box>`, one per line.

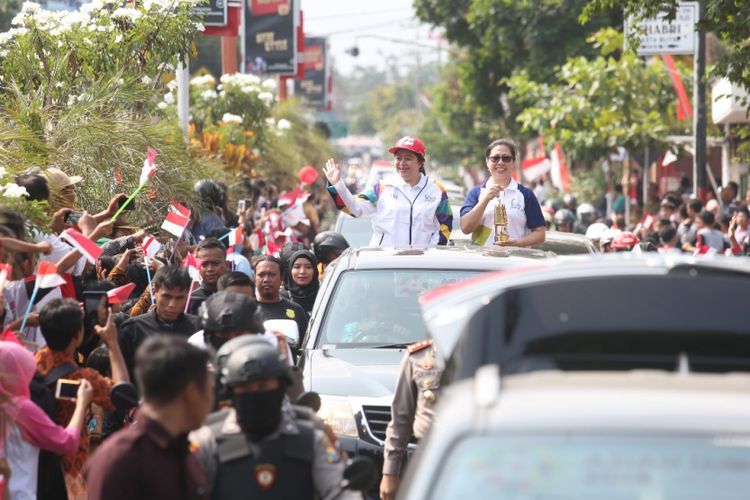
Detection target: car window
<box><xmin>429</xmin><ymin>434</ymin><xmax>750</xmax><ymax>500</ymax></box>
<box><xmin>318</xmin><ymin>269</ymin><xmax>478</xmax><ymax>347</ymax></box>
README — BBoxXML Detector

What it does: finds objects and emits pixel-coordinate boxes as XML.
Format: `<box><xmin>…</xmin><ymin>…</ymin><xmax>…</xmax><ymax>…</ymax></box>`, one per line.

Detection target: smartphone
<box><xmin>237</xmin><ymin>199</ymin><xmax>247</xmax><ymax>212</ymax></box>
<box><xmin>55</xmin><ymin>379</ymin><xmax>80</xmax><ymax>401</ymax></box>
<box><xmin>64</xmin><ymin>211</ymin><xmax>83</xmax><ymax>225</ymax></box>
<box><xmin>83</xmin><ymin>290</ymin><xmax>107</xmax><ymax>314</ymax></box>
<box><xmin>118</xmin><ymin>196</ymin><xmax>135</xmax><ymax>211</ymax></box>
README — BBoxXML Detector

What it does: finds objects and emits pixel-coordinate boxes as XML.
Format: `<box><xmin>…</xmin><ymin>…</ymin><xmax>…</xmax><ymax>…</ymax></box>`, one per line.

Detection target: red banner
<box><xmin>251</xmin><ymin>0</ymin><xmax>290</xmax><ymax>16</ymax></box>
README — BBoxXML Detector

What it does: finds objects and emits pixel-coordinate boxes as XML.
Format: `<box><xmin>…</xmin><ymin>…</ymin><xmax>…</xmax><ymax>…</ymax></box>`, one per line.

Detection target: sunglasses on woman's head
<box><xmin>488</xmin><ymin>155</ymin><xmax>514</xmax><ymax>164</ymax></box>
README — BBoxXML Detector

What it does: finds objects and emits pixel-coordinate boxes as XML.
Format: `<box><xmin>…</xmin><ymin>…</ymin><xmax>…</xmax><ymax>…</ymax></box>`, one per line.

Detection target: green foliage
<box><xmin>582</xmin><ymin>0</ymin><xmax>750</xmax><ymax>92</ymax></box>
<box><xmin>507</xmin><ymin>28</ymin><xmax>690</xmax><ymax>163</ymax></box>
<box><xmin>0</xmin><ymin>1</ymin><xmax>222</xmax><ymax>225</ymax></box>
<box><xmin>0</xmin><ymin>0</ymin><xmax>21</xmax><ymax>32</ymax></box>
<box><xmin>414</xmin><ymin>0</ymin><xmax>622</xmax><ymax>130</ymax></box>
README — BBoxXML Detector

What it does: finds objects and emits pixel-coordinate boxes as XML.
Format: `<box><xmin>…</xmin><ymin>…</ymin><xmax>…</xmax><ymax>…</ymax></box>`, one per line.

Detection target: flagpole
<box><xmin>111</xmin><ymin>184</ymin><xmax>145</xmax><ymax>222</ymax></box>
<box><xmin>144</xmin><ymin>255</ymin><xmax>155</xmax><ymax>305</ymax></box>
<box><xmin>19</xmin><ymin>284</ymin><xmax>40</xmax><ymax>334</ymax></box>
<box><xmin>169</xmin><ymin>233</ymin><xmax>184</xmax><ymax>264</ymax></box>
<box><xmin>184</xmin><ymin>280</ymin><xmax>196</xmax><ymax>313</ymax></box>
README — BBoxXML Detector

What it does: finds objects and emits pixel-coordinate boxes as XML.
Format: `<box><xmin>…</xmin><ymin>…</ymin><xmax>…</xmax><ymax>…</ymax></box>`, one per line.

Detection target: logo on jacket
<box><xmin>255</xmin><ymin>464</ymin><xmax>276</xmax><ymax>490</ymax></box>
<box><xmin>285</xmin><ymin>309</ymin><xmax>295</xmax><ymax>319</ymax></box>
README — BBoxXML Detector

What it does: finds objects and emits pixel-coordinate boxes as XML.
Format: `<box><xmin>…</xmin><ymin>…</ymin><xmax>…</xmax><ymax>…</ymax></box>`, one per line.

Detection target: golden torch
<box><xmin>494</xmin><ymin>202</ymin><xmax>509</xmax><ymax>243</ymax></box>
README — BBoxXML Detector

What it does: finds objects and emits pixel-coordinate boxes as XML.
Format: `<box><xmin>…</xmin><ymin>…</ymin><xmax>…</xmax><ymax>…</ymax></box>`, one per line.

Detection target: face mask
<box><xmin>207</xmin><ymin>333</ymin><xmax>227</xmax><ymax>351</ymax></box>
<box><xmin>233</xmin><ymin>388</ymin><xmax>285</xmax><ymax>440</ymax></box>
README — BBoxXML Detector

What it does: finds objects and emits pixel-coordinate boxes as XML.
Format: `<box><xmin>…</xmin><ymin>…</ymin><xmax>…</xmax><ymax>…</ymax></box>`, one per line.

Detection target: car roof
<box><xmin>444</xmin><ymin>369</ymin><xmax>750</xmax><ymax>432</ymax></box>
<box><xmin>333</xmin><ymin>246</ymin><xmax>552</xmax><ymax>271</ymax></box>
<box><xmin>531</xmin><ymin>230</ymin><xmax>598</xmax><ymax>255</ymax></box>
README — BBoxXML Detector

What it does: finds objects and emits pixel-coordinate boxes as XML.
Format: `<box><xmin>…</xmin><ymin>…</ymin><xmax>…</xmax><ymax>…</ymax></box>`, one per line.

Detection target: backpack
<box><xmin>29</xmin><ymin>362</ymin><xmax>78</xmax><ymax>500</ymax></box>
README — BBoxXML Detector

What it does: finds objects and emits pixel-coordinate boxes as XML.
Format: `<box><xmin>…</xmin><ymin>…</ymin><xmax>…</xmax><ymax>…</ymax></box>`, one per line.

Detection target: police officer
<box><xmin>380</xmin><ymin>339</ymin><xmax>441</xmax><ymax>500</ymax></box>
<box><xmin>191</xmin><ymin>336</ymin><xmax>360</xmax><ymax>499</ymax></box>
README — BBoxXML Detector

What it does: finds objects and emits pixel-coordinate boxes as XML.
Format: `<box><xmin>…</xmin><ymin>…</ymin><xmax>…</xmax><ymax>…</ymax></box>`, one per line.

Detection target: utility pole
<box><xmin>693</xmin><ymin>0</ymin><xmax>707</xmax><ymax>201</ymax></box>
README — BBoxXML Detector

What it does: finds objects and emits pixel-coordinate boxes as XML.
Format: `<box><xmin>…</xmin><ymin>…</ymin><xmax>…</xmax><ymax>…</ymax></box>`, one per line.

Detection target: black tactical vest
<box><xmin>209</xmin><ymin>410</ymin><xmax>316</xmax><ymax>500</ymax></box>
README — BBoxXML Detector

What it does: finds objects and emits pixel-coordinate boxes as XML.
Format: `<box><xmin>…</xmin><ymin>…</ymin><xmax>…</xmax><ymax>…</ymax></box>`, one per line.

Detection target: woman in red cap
<box><xmin>323</xmin><ymin>136</ymin><xmax>453</xmax><ymax>247</ymax></box>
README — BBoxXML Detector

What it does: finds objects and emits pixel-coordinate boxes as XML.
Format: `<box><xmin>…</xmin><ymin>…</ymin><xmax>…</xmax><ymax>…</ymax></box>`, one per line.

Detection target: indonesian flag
<box><xmin>169</xmin><ymin>201</ymin><xmax>191</xmax><ymax>218</ymax></box>
<box><xmin>226</xmin><ymin>245</ymin><xmax>235</xmax><ymax>262</ymax></box>
<box><xmin>0</xmin><ymin>263</ymin><xmax>12</xmax><ymax>292</ymax></box>
<box><xmin>35</xmin><ymin>262</ymin><xmax>66</xmax><ymax>289</ymax></box>
<box><xmin>181</xmin><ymin>253</ymin><xmax>202</xmax><ymax>283</ymax></box>
<box><xmin>139</xmin><ymin>148</ymin><xmax>158</xmax><ymax>186</ymax></box>
<box><xmin>227</xmin><ymin>226</ymin><xmax>243</xmax><ymax>247</ymax></box>
<box><xmin>142</xmin><ymin>235</ymin><xmax>162</xmax><ymax>260</ymax></box>
<box><xmin>161</xmin><ymin>211</ymin><xmax>190</xmax><ymax>238</ymax></box>
<box><xmin>550</xmin><ymin>143</ymin><xmax>571</xmax><ymax>193</ymax></box>
<box><xmin>60</xmin><ymin>228</ymin><xmax>103</xmax><ymax>265</ymax></box>
<box><xmin>107</xmin><ymin>283</ymin><xmax>136</xmax><ymax>304</ymax></box>
<box><xmin>521</xmin><ymin>156</ymin><xmax>551</xmax><ymax>183</ymax></box>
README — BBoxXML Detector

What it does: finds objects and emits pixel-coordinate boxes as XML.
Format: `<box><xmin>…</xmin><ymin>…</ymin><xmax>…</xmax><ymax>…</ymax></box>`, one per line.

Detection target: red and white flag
<box><xmin>161</xmin><ymin>211</ymin><xmax>190</xmax><ymax>238</ymax></box>
<box><xmin>139</xmin><ymin>148</ymin><xmax>158</xmax><ymax>186</ymax></box>
<box><xmin>107</xmin><ymin>283</ymin><xmax>136</xmax><ymax>304</ymax></box>
<box><xmin>550</xmin><ymin>143</ymin><xmax>571</xmax><ymax>193</ymax></box>
<box><xmin>142</xmin><ymin>235</ymin><xmax>162</xmax><ymax>260</ymax></box>
<box><xmin>60</xmin><ymin>228</ymin><xmax>103</xmax><ymax>265</ymax></box>
<box><xmin>0</xmin><ymin>263</ymin><xmax>12</xmax><ymax>292</ymax></box>
<box><xmin>169</xmin><ymin>201</ymin><xmax>191</xmax><ymax>218</ymax></box>
<box><xmin>35</xmin><ymin>262</ymin><xmax>66</xmax><ymax>289</ymax></box>
<box><xmin>521</xmin><ymin>156</ymin><xmax>551</xmax><ymax>183</ymax></box>
<box><xmin>181</xmin><ymin>253</ymin><xmax>202</xmax><ymax>283</ymax></box>
<box><xmin>227</xmin><ymin>226</ymin><xmax>243</xmax><ymax>247</ymax></box>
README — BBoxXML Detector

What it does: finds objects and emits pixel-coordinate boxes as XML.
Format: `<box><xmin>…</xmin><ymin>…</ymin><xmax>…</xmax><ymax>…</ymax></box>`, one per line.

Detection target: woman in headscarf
<box><xmin>282</xmin><ymin>249</ymin><xmax>320</xmax><ymax>316</ymax></box>
<box><xmin>0</xmin><ymin>341</ymin><xmax>93</xmax><ymax>500</ymax></box>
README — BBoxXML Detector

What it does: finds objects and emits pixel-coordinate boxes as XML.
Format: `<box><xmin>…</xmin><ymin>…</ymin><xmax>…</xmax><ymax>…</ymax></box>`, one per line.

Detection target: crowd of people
<box><xmin>0</xmin><ymin>133</ymin><xmax>747</xmax><ymax>500</ymax></box>
<box><xmin>536</xmin><ymin>179</ymin><xmax>750</xmax><ymax>256</ymax></box>
<box><xmin>0</xmin><ymin>163</ymin><xmax>356</xmax><ymax>500</ymax></box>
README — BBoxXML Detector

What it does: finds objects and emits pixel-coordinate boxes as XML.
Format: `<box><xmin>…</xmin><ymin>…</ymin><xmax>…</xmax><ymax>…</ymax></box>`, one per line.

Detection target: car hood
<box><xmin>307</xmin><ymin>348</ymin><xmax>405</xmax><ymax>398</ymax></box>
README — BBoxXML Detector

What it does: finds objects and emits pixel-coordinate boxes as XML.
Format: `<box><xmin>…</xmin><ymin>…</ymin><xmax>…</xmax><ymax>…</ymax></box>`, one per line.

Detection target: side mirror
<box><xmin>343</xmin><ymin>456</ymin><xmax>377</xmax><ymax>492</ymax></box>
<box><xmin>296</xmin><ymin>391</ymin><xmax>321</xmax><ymax>412</ymax></box>
<box><xmin>109</xmin><ymin>382</ymin><xmax>140</xmax><ymax>411</ymax></box>
<box><xmin>264</xmin><ymin>319</ymin><xmax>299</xmax><ymax>348</ymax></box>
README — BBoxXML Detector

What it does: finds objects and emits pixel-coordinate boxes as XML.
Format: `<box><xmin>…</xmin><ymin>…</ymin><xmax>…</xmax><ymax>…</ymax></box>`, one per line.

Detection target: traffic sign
<box><xmin>625</xmin><ymin>1</ymin><xmax>698</xmax><ymax>56</ymax></box>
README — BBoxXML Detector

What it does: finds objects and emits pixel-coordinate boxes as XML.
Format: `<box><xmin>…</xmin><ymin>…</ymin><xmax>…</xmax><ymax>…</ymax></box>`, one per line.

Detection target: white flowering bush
<box><xmin>0</xmin><ymin>1</ymin><xmax>220</xmax><ymax>224</ymax></box>
<box><xmin>1</xmin><ymin>1</ymin><xmax>205</xmax><ymax>107</ymax></box>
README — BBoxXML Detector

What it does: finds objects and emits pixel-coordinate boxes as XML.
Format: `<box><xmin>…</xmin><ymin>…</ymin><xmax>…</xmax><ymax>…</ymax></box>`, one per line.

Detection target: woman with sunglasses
<box><xmin>460</xmin><ymin>139</ymin><xmax>546</xmax><ymax>247</ymax></box>
<box><xmin>324</xmin><ymin>136</ymin><xmax>453</xmax><ymax>247</ymax></box>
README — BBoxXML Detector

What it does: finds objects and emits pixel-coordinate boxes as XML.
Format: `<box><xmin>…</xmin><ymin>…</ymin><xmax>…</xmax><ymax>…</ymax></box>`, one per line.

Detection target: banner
<box><xmin>245</xmin><ymin>0</ymin><xmax>298</xmax><ymax>75</ymax></box>
<box><xmin>193</xmin><ymin>0</ymin><xmax>228</xmax><ymax>27</ymax></box>
<box><xmin>294</xmin><ymin>37</ymin><xmax>327</xmax><ymax>109</ymax></box>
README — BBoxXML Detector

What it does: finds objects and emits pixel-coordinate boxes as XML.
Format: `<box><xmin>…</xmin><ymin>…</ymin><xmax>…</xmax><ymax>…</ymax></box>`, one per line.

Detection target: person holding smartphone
<box><xmin>1</xmin><ymin>340</ymin><xmax>94</xmax><ymax>500</ymax></box>
<box><xmin>460</xmin><ymin>138</ymin><xmax>546</xmax><ymax>247</ymax></box>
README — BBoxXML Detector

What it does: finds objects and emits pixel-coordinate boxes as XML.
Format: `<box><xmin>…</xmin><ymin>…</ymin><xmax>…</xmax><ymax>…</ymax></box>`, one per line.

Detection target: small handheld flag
<box><xmin>161</xmin><ymin>211</ymin><xmax>190</xmax><ymax>239</ymax></box>
<box><xmin>60</xmin><ymin>228</ymin><xmax>103</xmax><ymax>265</ymax></box>
<box><xmin>107</xmin><ymin>283</ymin><xmax>137</xmax><ymax>304</ymax></box>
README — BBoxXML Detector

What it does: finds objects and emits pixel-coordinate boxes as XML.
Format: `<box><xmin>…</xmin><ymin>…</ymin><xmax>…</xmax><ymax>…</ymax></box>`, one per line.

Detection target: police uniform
<box><xmin>191</xmin><ymin>408</ymin><xmax>360</xmax><ymax>500</ymax></box>
<box><xmin>382</xmin><ymin>339</ymin><xmax>441</xmax><ymax>476</ymax></box>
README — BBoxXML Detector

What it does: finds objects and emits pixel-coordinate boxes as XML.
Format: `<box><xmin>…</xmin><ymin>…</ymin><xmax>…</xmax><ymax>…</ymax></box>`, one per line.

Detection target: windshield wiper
<box><xmin>371</xmin><ymin>343</ymin><xmax>412</xmax><ymax>349</ymax></box>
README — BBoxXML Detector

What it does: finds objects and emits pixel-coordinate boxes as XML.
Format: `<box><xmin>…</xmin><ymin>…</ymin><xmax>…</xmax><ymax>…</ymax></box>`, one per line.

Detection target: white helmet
<box><xmin>599</xmin><ymin>228</ymin><xmax>622</xmax><ymax>246</ymax></box>
<box><xmin>585</xmin><ymin>222</ymin><xmax>609</xmax><ymax>241</ymax></box>
<box><xmin>576</xmin><ymin>203</ymin><xmax>595</xmax><ymax>219</ymax></box>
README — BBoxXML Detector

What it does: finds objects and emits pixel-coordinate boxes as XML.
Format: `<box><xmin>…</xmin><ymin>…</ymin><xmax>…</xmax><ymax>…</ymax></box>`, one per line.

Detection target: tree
<box><xmin>413</xmin><ymin>0</ymin><xmax>623</xmax><ymax>132</ymax></box>
<box><xmin>582</xmin><ymin>0</ymin><xmax>750</xmax><ymax>92</ymax></box>
<box><xmin>507</xmin><ymin>28</ymin><xmax>690</xmax><ymax>164</ymax></box>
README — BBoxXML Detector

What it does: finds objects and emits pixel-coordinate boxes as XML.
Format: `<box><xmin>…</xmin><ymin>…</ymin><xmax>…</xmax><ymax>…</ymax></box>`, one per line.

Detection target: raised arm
<box><xmin>324</xmin><ymin>159</ymin><xmax>378</xmax><ymax>218</ymax></box>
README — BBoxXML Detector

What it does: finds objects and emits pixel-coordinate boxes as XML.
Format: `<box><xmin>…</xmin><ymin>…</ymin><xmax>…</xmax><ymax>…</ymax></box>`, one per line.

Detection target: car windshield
<box><xmin>429</xmin><ymin>434</ymin><xmax>750</xmax><ymax>500</ymax></box>
<box><xmin>318</xmin><ymin>269</ymin><xmax>478</xmax><ymax>347</ymax></box>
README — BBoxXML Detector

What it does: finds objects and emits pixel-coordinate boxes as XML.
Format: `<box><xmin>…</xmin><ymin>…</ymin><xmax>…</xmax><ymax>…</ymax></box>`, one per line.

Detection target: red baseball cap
<box><xmin>388</xmin><ymin>136</ymin><xmax>426</xmax><ymax>158</ymax></box>
<box><xmin>611</xmin><ymin>231</ymin><xmax>640</xmax><ymax>250</ymax></box>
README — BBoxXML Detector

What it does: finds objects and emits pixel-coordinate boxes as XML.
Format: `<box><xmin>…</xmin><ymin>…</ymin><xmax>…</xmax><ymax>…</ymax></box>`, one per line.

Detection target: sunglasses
<box><xmin>488</xmin><ymin>155</ymin><xmax>514</xmax><ymax>164</ymax></box>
